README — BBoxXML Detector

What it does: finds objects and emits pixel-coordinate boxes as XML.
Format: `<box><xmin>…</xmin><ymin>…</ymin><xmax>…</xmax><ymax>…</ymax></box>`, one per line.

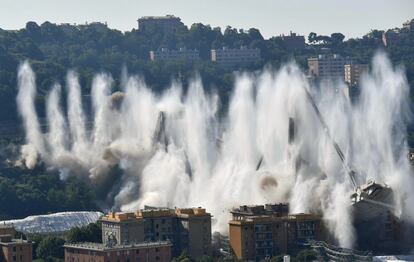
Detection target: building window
<box><xmin>13</xmin><ymin>256</ymin><xmax>16</xmax><ymax>261</ymax></box>
<box><xmin>13</xmin><ymin>247</ymin><xmax>16</xmax><ymax>252</ymax></box>
<box><xmin>155</xmin><ymin>248</ymin><xmax>159</xmax><ymax>252</ymax></box>
<box><xmin>156</xmin><ymin>256</ymin><xmax>160</xmax><ymax>261</ymax></box>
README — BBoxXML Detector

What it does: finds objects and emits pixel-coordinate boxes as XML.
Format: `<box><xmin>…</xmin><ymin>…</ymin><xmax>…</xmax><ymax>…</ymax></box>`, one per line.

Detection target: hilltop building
<box><xmin>150</xmin><ymin>48</ymin><xmax>200</xmax><ymax>62</ymax></box>
<box><xmin>402</xmin><ymin>19</ymin><xmax>414</xmax><ymax>32</ymax></box>
<box><xmin>100</xmin><ymin>207</ymin><xmax>212</xmax><ymax>259</ymax></box>
<box><xmin>211</xmin><ymin>47</ymin><xmax>261</xmax><ymax>67</ymax></box>
<box><xmin>0</xmin><ymin>224</ymin><xmax>32</xmax><ymax>262</ymax></box>
<box><xmin>77</xmin><ymin>22</ymin><xmax>108</xmax><ymax>32</ymax></box>
<box><xmin>382</xmin><ymin>18</ymin><xmax>413</xmax><ymax>46</ymax></box>
<box><xmin>308</xmin><ymin>54</ymin><xmax>350</xmax><ymax>80</ymax></box>
<box><xmin>382</xmin><ymin>29</ymin><xmax>402</xmax><ymax>47</ymax></box>
<box><xmin>278</xmin><ymin>31</ymin><xmax>306</xmax><ymax>50</ymax></box>
<box><xmin>229</xmin><ymin>204</ymin><xmax>323</xmax><ymax>261</ymax></box>
<box><xmin>138</xmin><ymin>15</ymin><xmax>186</xmax><ymax>34</ymax></box>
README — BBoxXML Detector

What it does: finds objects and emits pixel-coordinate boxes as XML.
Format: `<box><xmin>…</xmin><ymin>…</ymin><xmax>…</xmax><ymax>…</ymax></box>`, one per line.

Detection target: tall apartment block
<box><xmin>229</xmin><ymin>204</ymin><xmax>322</xmax><ymax>261</ymax></box>
<box><xmin>100</xmin><ymin>207</ymin><xmax>212</xmax><ymax>259</ymax></box>
<box><xmin>137</xmin><ymin>15</ymin><xmax>185</xmax><ymax>34</ymax></box>
<box><xmin>344</xmin><ymin>63</ymin><xmax>369</xmax><ymax>87</ymax></box>
<box><xmin>211</xmin><ymin>47</ymin><xmax>261</xmax><ymax>68</ymax></box>
<box><xmin>308</xmin><ymin>54</ymin><xmax>350</xmax><ymax>80</ymax></box>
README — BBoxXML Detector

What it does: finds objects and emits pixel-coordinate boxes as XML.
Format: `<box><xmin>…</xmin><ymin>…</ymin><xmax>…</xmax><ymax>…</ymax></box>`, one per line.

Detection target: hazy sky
<box><xmin>1</xmin><ymin>0</ymin><xmax>413</xmax><ymax>39</ymax></box>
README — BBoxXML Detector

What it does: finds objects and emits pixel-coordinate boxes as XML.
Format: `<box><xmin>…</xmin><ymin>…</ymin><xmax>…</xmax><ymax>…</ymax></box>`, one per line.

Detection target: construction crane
<box><xmin>302</xmin><ymin>86</ymin><xmax>358</xmax><ymax>189</ymax></box>
<box><xmin>302</xmin><ymin>85</ymin><xmax>394</xmax><ymax>221</ymax></box>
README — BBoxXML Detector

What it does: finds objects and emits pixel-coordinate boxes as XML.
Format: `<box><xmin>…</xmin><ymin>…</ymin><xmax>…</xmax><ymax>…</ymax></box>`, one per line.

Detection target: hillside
<box><xmin>0</xmin><ymin>20</ymin><xmax>413</xmax><ymax>123</ymax></box>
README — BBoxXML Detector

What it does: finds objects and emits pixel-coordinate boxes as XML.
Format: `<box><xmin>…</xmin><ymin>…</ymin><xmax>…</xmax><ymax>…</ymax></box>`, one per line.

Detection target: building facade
<box><xmin>211</xmin><ymin>47</ymin><xmax>261</xmax><ymax>67</ymax></box>
<box><xmin>402</xmin><ymin>19</ymin><xmax>414</xmax><ymax>32</ymax></box>
<box><xmin>0</xmin><ymin>225</ymin><xmax>32</xmax><ymax>262</ymax></box>
<box><xmin>308</xmin><ymin>54</ymin><xmax>349</xmax><ymax>80</ymax></box>
<box><xmin>278</xmin><ymin>32</ymin><xmax>306</xmax><ymax>50</ymax></box>
<box><xmin>101</xmin><ymin>212</ymin><xmax>144</xmax><ymax>246</ymax></box>
<box><xmin>100</xmin><ymin>207</ymin><xmax>212</xmax><ymax>259</ymax></box>
<box><xmin>344</xmin><ymin>63</ymin><xmax>369</xmax><ymax>87</ymax></box>
<box><xmin>174</xmin><ymin>208</ymin><xmax>212</xmax><ymax>258</ymax></box>
<box><xmin>149</xmin><ymin>48</ymin><xmax>200</xmax><ymax>62</ymax></box>
<box><xmin>138</xmin><ymin>15</ymin><xmax>185</xmax><ymax>34</ymax></box>
<box><xmin>0</xmin><ymin>225</ymin><xmax>16</xmax><ymax>237</ymax></box>
<box><xmin>229</xmin><ymin>204</ymin><xmax>322</xmax><ymax>261</ymax></box>
<box><xmin>382</xmin><ymin>29</ymin><xmax>401</xmax><ymax>47</ymax></box>
<box><xmin>64</xmin><ymin>241</ymin><xmax>172</xmax><ymax>262</ymax></box>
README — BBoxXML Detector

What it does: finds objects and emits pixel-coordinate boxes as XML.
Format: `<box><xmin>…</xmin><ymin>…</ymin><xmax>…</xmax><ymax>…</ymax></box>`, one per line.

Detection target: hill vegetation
<box><xmin>0</xmin><ymin>20</ymin><xmax>413</xmax><ymax>122</ymax></box>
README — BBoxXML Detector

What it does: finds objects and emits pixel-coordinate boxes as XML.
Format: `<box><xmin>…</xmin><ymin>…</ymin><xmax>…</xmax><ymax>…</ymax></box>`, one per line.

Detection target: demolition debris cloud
<box><xmin>16</xmin><ymin>53</ymin><xmax>414</xmax><ymax>248</ymax></box>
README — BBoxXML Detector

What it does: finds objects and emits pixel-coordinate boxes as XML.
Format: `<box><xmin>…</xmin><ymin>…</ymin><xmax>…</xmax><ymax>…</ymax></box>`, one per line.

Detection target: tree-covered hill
<box><xmin>0</xmin><ymin>20</ymin><xmax>413</xmax><ymax>123</ymax></box>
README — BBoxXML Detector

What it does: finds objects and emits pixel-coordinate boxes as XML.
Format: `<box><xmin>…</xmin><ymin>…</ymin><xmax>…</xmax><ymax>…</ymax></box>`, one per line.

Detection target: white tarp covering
<box><xmin>0</xmin><ymin>211</ymin><xmax>103</xmax><ymax>234</ymax></box>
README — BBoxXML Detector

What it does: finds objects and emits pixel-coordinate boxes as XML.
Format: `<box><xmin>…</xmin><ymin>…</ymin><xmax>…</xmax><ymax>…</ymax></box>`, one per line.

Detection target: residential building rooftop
<box><xmin>64</xmin><ymin>240</ymin><xmax>172</xmax><ymax>251</ymax></box>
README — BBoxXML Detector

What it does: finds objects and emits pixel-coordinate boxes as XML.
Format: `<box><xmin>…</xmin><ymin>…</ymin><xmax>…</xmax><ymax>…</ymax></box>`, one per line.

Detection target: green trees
<box><xmin>66</xmin><ymin>222</ymin><xmax>102</xmax><ymax>243</ymax></box>
<box><xmin>36</xmin><ymin>236</ymin><xmax>65</xmax><ymax>260</ymax></box>
<box><xmin>330</xmin><ymin>33</ymin><xmax>345</xmax><ymax>45</ymax></box>
<box><xmin>308</xmin><ymin>32</ymin><xmax>318</xmax><ymax>44</ymax></box>
<box><xmin>0</xmin><ymin>169</ymin><xmax>97</xmax><ymax>220</ymax></box>
<box><xmin>29</xmin><ymin>222</ymin><xmax>102</xmax><ymax>261</ymax></box>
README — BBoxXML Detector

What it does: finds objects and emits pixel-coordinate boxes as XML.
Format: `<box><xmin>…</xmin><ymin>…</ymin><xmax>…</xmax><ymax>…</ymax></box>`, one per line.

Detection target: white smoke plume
<box><xmin>16</xmin><ymin>53</ymin><xmax>414</xmax><ymax>249</ymax></box>
<box><xmin>16</xmin><ymin>61</ymin><xmax>45</xmax><ymax>168</ymax></box>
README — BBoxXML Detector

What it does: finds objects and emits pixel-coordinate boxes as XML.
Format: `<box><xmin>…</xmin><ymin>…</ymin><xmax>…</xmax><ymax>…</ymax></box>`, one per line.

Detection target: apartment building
<box><xmin>138</xmin><ymin>15</ymin><xmax>185</xmax><ymax>34</ymax></box>
<box><xmin>344</xmin><ymin>63</ymin><xmax>369</xmax><ymax>87</ymax></box>
<box><xmin>229</xmin><ymin>204</ymin><xmax>322</xmax><ymax>261</ymax></box>
<box><xmin>149</xmin><ymin>48</ymin><xmax>200</xmax><ymax>62</ymax></box>
<box><xmin>0</xmin><ymin>225</ymin><xmax>32</xmax><ymax>262</ymax></box>
<box><xmin>403</xmin><ymin>19</ymin><xmax>414</xmax><ymax>31</ymax></box>
<box><xmin>278</xmin><ymin>31</ymin><xmax>306</xmax><ymax>50</ymax></box>
<box><xmin>64</xmin><ymin>241</ymin><xmax>172</xmax><ymax>262</ymax></box>
<box><xmin>211</xmin><ymin>47</ymin><xmax>261</xmax><ymax>67</ymax></box>
<box><xmin>308</xmin><ymin>54</ymin><xmax>353</xmax><ymax>81</ymax></box>
<box><xmin>175</xmin><ymin>208</ymin><xmax>212</xmax><ymax>258</ymax></box>
<box><xmin>100</xmin><ymin>207</ymin><xmax>212</xmax><ymax>259</ymax></box>
<box><xmin>101</xmin><ymin>212</ymin><xmax>144</xmax><ymax>246</ymax></box>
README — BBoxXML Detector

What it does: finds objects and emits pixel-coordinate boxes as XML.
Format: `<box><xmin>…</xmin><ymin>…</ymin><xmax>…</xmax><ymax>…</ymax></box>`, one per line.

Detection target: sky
<box><xmin>1</xmin><ymin>0</ymin><xmax>413</xmax><ymax>39</ymax></box>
